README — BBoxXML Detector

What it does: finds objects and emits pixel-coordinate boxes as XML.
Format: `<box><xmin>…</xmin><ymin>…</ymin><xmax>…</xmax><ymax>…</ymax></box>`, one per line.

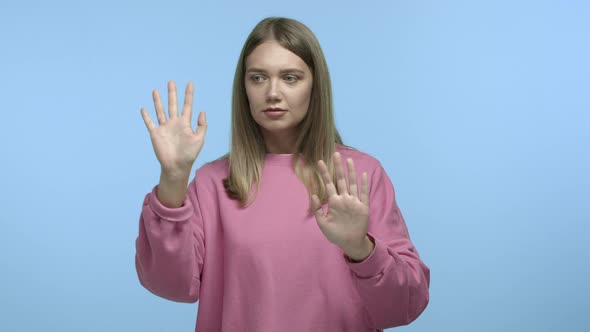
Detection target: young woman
<box><xmin>136</xmin><ymin>16</ymin><xmax>430</xmax><ymax>332</ymax></box>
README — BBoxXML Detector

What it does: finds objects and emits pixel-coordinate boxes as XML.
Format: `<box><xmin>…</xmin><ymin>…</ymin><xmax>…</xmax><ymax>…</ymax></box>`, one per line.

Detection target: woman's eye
<box><xmin>284</xmin><ymin>75</ymin><xmax>298</xmax><ymax>82</ymax></box>
<box><xmin>249</xmin><ymin>75</ymin><xmax>299</xmax><ymax>83</ymax></box>
<box><xmin>251</xmin><ymin>75</ymin><xmax>265</xmax><ymax>82</ymax></box>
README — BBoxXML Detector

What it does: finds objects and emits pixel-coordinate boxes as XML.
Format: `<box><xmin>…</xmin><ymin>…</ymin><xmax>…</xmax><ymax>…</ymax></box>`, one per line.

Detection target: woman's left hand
<box><xmin>311</xmin><ymin>152</ymin><xmax>372</xmax><ymax>259</ymax></box>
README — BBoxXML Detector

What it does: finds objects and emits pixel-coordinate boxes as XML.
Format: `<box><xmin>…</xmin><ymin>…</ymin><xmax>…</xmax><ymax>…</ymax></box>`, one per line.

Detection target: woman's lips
<box><xmin>263</xmin><ymin>109</ymin><xmax>287</xmax><ymax>118</ymax></box>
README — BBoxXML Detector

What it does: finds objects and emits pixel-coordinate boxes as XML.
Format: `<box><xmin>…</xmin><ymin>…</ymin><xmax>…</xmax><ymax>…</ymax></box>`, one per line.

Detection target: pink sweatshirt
<box><xmin>135</xmin><ymin>145</ymin><xmax>430</xmax><ymax>331</ymax></box>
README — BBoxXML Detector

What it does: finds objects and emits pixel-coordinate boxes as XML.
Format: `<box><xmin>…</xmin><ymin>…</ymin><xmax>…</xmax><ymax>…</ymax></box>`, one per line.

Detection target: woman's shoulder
<box><xmin>194</xmin><ymin>154</ymin><xmax>230</xmax><ymax>181</ymax></box>
<box><xmin>336</xmin><ymin>144</ymin><xmax>381</xmax><ymax>169</ymax></box>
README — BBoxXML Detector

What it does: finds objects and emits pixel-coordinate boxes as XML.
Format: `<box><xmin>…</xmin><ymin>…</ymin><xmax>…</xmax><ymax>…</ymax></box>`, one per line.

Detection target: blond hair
<box><xmin>212</xmin><ymin>16</ymin><xmax>355</xmax><ymax>213</ymax></box>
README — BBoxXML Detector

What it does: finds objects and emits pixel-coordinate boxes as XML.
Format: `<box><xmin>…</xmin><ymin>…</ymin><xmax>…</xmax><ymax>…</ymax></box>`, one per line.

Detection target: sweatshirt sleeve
<box><xmin>134</xmin><ymin>175</ymin><xmax>206</xmax><ymax>303</ymax></box>
<box><xmin>343</xmin><ymin>162</ymin><xmax>430</xmax><ymax>329</ymax></box>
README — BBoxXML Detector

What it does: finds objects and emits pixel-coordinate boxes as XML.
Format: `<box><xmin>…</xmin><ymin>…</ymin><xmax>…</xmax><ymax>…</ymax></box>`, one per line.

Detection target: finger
<box><xmin>168</xmin><ymin>80</ymin><xmax>178</xmax><ymax>119</ymax></box>
<box><xmin>317</xmin><ymin>159</ymin><xmax>338</xmax><ymax>197</ymax></box>
<box><xmin>195</xmin><ymin>111</ymin><xmax>208</xmax><ymax>140</ymax></box>
<box><xmin>347</xmin><ymin>158</ymin><xmax>359</xmax><ymax>199</ymax></box>
<box><xmin>152</xmin><ymin>89</ymin><xmax>166</xmax><ymax>125</ymax></box>
<box><xmin>334</xmin><ymin>152</ymin><xmax>348</xmax><ymax>196</ymax></box>
<box><xmin>311</xmin><ymin>194</ymin><xmax>326</xmax><ymax>224</ymax></box>
<box><xmin>310</xmin><ymin>194</ymin><xmax>321</xmax><ymax>213</ymax></box>
<box><xmin>140</xmin><ymin>107</ymin><xmax>156</xmax><ymax>132</ymax></box>
<box><xmin>182</xmin><ymin>81</ymin><xmax>194</xmax><ymax>123</ymax></box>
<box><xmin>360</xmin><ymin>172</ymin><xmax>369</xmax><ymax>206</ymax></box>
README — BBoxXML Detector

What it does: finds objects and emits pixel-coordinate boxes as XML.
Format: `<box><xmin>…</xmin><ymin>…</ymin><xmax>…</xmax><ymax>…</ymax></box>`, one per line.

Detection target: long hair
<box><xmin>212</xmin><ymin>16</ymin><xmax>355</xmax><ymax>213</ymax></box>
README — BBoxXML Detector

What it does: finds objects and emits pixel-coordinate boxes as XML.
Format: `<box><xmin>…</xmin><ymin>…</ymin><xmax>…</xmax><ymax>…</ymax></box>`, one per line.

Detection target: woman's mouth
<box><xmin>263</xmin><ymin>108</ymin><xmax>288</xmax><ymax>118</ymax></box>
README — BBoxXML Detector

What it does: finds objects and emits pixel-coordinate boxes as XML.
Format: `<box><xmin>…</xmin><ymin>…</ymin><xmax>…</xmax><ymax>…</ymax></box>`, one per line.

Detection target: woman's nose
<box><xmin>266</xmin><ymin>79</ymin><xmax>281</xmax><ymax>101</ymax></box>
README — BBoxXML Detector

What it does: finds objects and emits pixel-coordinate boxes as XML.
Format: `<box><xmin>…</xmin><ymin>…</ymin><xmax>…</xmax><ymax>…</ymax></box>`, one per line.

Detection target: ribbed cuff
<box><xmin>148</xmin><ymin>184</ymin><xmax>194</xmax><ymax>222</ymax></box>
<box><xmin>345</xmin><ymin>232</ymin><xmax>389</xmax><ymax>278</ymax></box>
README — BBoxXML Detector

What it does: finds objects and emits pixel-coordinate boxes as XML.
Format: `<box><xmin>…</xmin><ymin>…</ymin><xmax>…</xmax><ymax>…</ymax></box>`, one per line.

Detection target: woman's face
<box><xmin>244</xmin><ymin>40</ymin><xmax>313</xmax><ymax>153</ymax></box>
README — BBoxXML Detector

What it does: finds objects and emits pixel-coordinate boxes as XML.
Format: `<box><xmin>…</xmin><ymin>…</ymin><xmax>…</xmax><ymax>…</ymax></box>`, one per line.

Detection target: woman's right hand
<box><xmin>140</xmin><ymin>80</ymin><xmax>207</xmax><ymax>176</ymax></box>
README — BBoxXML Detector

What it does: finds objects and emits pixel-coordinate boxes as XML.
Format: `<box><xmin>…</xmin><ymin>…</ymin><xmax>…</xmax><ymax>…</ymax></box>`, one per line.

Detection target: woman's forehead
<box><xmin>245</xmin><ymin>41</ymin><xmax>309</xmax><ymax>73</ymax></box>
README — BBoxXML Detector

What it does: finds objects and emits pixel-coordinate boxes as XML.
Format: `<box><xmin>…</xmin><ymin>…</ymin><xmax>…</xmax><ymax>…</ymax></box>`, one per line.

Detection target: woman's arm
<box><xmin>346</xmin><ymin>163</ymin><xmax>430</xmax><ymax>328</ymax></box>
<box><xmin>135</xmin><ymin>174</ymin><xmax>206</xmax><ymax>303</ymax></box>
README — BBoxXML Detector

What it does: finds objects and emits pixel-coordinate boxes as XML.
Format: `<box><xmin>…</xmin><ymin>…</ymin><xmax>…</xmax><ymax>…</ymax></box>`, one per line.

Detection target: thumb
<box><xmin>311</xmin><ymin>194</ymin><xmax>325</xmax><ymax>222</ymax></box>
<box><xmin>195</xmin><ymin>111</ymin><xmax>207</xmax><ymax>137</ymax></box>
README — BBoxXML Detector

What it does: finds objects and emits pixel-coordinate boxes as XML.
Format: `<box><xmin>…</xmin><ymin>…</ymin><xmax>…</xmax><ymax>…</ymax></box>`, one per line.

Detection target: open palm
<box><xmin>311</xmin><ymin>152</ymin><xmax>370</xmax><ymax>250</ymax></box>
<box><xmin>140</xmin><ymin>80</ymin><xmax>207</xmax><ymax>175</ymax></box>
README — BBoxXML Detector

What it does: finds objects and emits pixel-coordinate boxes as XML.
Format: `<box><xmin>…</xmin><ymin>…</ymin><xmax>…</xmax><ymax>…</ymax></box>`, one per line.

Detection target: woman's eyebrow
<box><xmin>246</xmin><ymin>67</ymin><xmax>305</xmax><ymax>74</ymax></box>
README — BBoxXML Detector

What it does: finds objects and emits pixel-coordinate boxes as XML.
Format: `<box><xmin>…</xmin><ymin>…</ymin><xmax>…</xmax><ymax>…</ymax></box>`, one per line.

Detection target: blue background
<box><xmin>1</xmin><ymin>0</ymin><xmax>588</xmax><ymax>331</ymax></box>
